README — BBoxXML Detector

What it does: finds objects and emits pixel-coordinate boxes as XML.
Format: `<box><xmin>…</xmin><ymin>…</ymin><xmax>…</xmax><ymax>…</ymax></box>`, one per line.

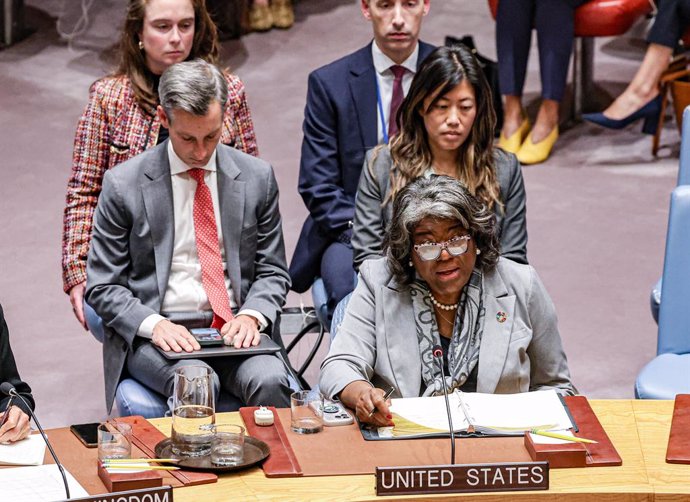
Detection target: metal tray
<box><xmin>154</xmin><ymin>436</ymin><xmax>270</xmax><ymax>473</ymax></box>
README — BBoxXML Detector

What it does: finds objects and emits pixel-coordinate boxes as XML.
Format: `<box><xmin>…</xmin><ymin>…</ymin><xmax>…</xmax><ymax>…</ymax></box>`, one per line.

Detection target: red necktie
<box><xmin>388</xmin><ymin>65</ymin><xmax>406</xmax><ymax>140</ymax></box>
<box><xmin>188</xmin><ymin>168</ymin><xmax>234</xmax><ymax>329</ymax></box>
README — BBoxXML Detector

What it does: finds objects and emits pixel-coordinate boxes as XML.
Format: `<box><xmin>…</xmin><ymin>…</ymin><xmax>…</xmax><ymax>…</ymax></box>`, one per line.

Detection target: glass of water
<box><xmin>210</xmin><ymin>424</ymin><xmax>245</xmax><ymax>466</ymax></box>
<box><xmin>171</xmin><ymin>365</ymin><xmax>215</xmax><ymax>457</ymax></box>
<box><xmin>98</xmin><ymin>422</ymin><xmax>132</xmax><ymax>460</ymax></box>
<box><xmin>290</xmin><ymin>390</ymin><xmax>324</xmax><ymax>434</ymax></box>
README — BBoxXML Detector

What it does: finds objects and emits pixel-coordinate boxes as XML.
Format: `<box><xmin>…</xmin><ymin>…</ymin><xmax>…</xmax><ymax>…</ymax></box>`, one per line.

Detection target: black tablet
<box><xmin>154</xmin><ymin>334</ymin><xmax>281</xmax><ymax>360</ymax></box>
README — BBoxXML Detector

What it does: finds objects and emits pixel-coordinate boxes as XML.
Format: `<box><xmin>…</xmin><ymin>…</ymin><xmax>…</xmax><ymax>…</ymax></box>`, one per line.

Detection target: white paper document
<box><xmin>0</xmin><ymin>434</ymin><xmax>47</xmax><ymax>466</ymax></box>
<box><xmin>387</xmin><ymin>389</ymin><xmax>574</xmax><ymax>438</ymax></box>
<box><xmin>0</xmin><ymin>464</ymin><xmax>89</xmax><ymax>501</ymax></box>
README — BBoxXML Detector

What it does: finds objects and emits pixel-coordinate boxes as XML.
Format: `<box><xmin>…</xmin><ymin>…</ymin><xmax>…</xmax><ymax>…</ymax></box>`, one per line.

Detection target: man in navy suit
<box><xmin>290</xmin><ymin>0</ymin><xmax>434</xmax><ymax>321</ymax></box>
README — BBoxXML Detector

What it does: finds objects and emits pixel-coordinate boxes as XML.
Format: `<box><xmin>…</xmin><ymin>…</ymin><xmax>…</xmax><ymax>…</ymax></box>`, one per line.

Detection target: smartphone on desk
<box><xmin>70</xmin><ymin>422</ymin><xmax>100</xmax><ymax>448</ymax></box>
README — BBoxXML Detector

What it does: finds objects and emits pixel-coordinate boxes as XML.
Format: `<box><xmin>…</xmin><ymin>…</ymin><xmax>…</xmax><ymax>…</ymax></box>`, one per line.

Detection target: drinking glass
<box><xmin>97</xmin><ymin>422</ymin><xmax>132</xmax><ymax>460</ymax></box>
<box><xmin>290</xmin><ymin>390</ymin><xmax>324</xmax><ymax>434</ymax></box>
<box><xmin>170</xmin><ymin>365</ymin><xmax>215</xmax><ymax>457</ymax></box>
<box><xmin>210</xmin><ymin>424</ymin><xmax>245</xmax><ymax>466</ymax></box>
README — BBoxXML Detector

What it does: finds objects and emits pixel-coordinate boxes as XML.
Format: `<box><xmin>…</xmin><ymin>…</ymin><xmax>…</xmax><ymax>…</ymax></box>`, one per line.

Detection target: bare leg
<box><xmin>603</xmin><ymin>44</ymin><xmax>673</xmax><ymax>120</ymax></box>
<box><xmin>530</xmin><ymin>99</ymin><xmax>559</xmax><ymax>143</ymax></box>
<box><xmin>501</xmin><ymin>95</ymin><xmax>526</xmax><ymax>138</ymax></box>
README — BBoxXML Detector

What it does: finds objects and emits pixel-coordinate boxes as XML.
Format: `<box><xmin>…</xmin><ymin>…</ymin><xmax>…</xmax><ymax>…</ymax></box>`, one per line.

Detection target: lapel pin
<box><xmin>496</xmin><ymin>311</ymin><xmax>507</xmax><ymax>323</ymax></box>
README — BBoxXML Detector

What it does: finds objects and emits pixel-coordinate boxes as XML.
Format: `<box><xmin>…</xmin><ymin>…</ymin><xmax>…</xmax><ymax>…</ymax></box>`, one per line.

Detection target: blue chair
<box><xmin>311</xmin><ymin>277</ymin><xmax>330</xmax><ymax>329</ymax></box>
<box><xmin>635</xmin><ymin>185</ymin><xmax>690</xmax><ymax>399</ymax></box>
<box><xmin>649</xmin><ymin>107</ymin><xmax>690</xmax><ymax>323</ymax></box>
<box><xmin>330</xmin><ymin>292</ymin><xmax>352</xmax><ymax>340</ymax></box>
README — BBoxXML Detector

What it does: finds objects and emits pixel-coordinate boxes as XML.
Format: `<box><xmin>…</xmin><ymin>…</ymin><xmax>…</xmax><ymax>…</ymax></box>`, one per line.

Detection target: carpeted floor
<box><xmin>0</xmin><ymin>1</ymin><xmax>679</xmax><ymax>427</ymax></box>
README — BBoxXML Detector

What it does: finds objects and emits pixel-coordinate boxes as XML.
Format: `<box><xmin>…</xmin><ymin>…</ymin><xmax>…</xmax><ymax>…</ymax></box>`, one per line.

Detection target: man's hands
<box><xmin>152</xmin><ymin>315</ymin><xmax>261</xmax><ymax>352</ymax></box>
<box><xmin>68</xmin><ymin>282</ymin><xmax>88</xmax><ymax>330</ymax></box>
<box><xmin>152</xmin><ymin>319</ymin><xmax>201</xmax><ymax>352</ymax></box>
<box><xmin>0</xmin><ymin>406</ymin><xmax>31</xmax><ymax>443</ymax></box>
<box><xmin>340</xmin><ymin>381</ymin><xmax>394</xmax><ymax>427</ymax></box>
<box><xmin>221</xmin><ymin>315</ymin><xmax>261</xmax><ymax>348</ymax></box>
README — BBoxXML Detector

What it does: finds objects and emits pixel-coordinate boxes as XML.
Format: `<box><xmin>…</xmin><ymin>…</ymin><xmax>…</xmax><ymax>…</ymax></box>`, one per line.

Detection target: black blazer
<box><xmin>289</xmin><ymin>41</ymin><xmax>436</xmax><ymax>292</ymax></box>
<box><xmin>0</xmin><ymin>304</ymin><xmax>34</xmax><ymax>415</ymax></box>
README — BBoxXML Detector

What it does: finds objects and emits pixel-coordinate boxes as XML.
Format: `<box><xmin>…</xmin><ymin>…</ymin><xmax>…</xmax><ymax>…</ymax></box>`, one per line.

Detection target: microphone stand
<box><xmin>433</xmin><ymin>346</ymin><xmax>455</xmax><ymax>465</ymax></box>
<box><xmin>9</xmin><ymin>389</ymin><xmax>71</xmax><ymax>499</ymax></box>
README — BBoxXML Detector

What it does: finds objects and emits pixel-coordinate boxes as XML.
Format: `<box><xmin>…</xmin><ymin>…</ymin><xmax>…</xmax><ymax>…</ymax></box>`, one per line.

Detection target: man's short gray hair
<box><xmin>159</xmin><ymin>59</ymin><xmax>228</xmax><ymax>120</ymax></box>
<box><xmin>385</xmin><ymin>175</ymin><xmax>500</xmax><ymax>285</ymax></box>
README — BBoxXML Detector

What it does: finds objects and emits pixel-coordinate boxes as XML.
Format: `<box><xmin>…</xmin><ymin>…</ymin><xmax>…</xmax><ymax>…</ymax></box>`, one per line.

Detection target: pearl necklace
<box><xmin>429</xmin><ymin>293</ymin><xmax>458</xmax><ymax>311</ymax></box>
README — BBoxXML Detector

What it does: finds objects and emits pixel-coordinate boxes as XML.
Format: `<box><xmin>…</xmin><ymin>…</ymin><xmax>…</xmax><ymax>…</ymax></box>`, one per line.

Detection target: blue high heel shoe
<box><xmin>583</xmin><ymin>95</ymin><xmax>662</xmax><ymax>135</ymax></box>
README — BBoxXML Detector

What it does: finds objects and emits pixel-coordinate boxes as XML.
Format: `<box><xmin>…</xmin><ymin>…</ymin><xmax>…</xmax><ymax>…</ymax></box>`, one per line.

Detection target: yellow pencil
<box><xmin>103</xmin><ymin>458</ymin><xmax>180</xmax><ymax>463</ymax></box>
<box><xmin>104</xmin><ymin>465</ymin><xmax>180</xmax><ymax>471</ymax></box>
<box><xmin>530</xmin><ymin>429</ymin><xmax>598</xmax><ymax>444</ymax></box>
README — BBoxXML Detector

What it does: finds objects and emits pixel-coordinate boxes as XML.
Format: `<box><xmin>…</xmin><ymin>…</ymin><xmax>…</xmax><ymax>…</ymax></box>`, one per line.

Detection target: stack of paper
<box><xmin>0</xmin><ymin>464</ymin><xmax>88</xmax><ymax>501</ymax></box>
<box><xmin>385</xmin><ymin>389</ymin><xmax>574</xmax><ymax>439</ymax></box>
<box><xmin>0</xmin><ymin>434</ymin><xmax>47</xmax><ymax>466</ymax></box>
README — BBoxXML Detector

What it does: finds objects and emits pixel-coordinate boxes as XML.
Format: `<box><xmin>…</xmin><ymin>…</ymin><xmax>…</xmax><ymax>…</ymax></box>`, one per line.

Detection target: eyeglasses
<box><xmin>413</xmin><ymin>235</ymin><xmax>472</xmax><ymax>261</ymax></box>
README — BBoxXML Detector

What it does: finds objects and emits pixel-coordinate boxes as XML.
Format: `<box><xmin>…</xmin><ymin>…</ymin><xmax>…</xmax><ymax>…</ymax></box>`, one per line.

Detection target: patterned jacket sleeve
<box><xmin>224</xmin><ymin>73</ymin><xmax>259</xmax><ymax>157</ymax></box>
<box><xmin>61</xmin><ymin>79</ymin><xmax>112</xmax><ymax>293</ymax></box>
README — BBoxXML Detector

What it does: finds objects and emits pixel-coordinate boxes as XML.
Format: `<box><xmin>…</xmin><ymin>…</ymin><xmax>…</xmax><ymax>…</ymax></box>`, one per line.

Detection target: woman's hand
<box><xmin>340</xmin><ymin>381</ymin><xmax>394</xmax><ymax>427</ymax></box>
<box><xmin>0</xmin><ymin>406</ymin><xmax>31</xmax><ymax>443</ymax></box>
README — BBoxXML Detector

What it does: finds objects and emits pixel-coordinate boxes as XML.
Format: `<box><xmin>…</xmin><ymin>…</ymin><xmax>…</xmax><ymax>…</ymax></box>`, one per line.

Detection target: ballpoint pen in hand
<box><xmin>368</xmin><ymin>386</ymin><xmax>395</xmax><ymax>418</ymax></box>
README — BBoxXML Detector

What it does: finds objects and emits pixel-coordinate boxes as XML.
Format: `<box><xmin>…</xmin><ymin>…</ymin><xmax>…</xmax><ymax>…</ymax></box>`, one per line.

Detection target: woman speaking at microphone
<box><xmin>319</xmin><ymin>176</ymin><xmax>575</xmax><ymax>427</ymax></box>
<box><xmin>0</xmin><ymin>303</ymin><xmax>34</xmax><ymax>443</ymax></box>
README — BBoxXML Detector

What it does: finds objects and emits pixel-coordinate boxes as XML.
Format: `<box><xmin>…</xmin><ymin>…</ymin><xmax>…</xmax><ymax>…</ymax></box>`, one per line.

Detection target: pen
<box><xmin>368</xmin><ymin>386</ymin><xmax>395</xmax><ymax>418</ymax></box>
<box><xmin>530</xmin><ymin>429</ymin><xmax>598</xmax><ymax>444</ymax></box>
<box><xmin>0</xmin><ymin>396</ymin><xmax>15</xmax><ymax>431</ymax></box>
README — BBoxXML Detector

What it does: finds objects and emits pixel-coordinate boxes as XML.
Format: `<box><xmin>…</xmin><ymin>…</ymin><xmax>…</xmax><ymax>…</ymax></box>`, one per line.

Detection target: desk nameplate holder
<box><xmin>62</xmin><ymin>485</ymin><xmax>173</xmax><ymax>502</ymax></box>
<box><xmin>375</xmin><ymin>461</ymin><xmax>549</xmax><ymax>496</ymax></box>
<box><xmin>666</xmin><ymin>394</ymin><xmax>690</xmax><ymax>464</ymax></box>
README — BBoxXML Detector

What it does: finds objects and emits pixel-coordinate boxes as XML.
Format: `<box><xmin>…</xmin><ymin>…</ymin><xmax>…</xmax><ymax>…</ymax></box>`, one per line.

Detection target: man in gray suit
<box><xmin>86</xmin><ymin>60</ymin><xmax>293</xmax><ymax>413</ymax></box>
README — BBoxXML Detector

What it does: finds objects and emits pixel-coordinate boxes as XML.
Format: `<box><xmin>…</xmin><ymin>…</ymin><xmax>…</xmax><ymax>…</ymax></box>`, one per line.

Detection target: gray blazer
<box><xmin>351</xmin><ymin>147</ymin><xmax>528</xmax><ymax>269</ymax></box>
<box><xmin>319</xmin><ymin>257</ymin><xmax>574</xmax><ymax>399</ymax></box>
<box><xmin>85</xmin><ymin>142</ymin><xmax>291</xmax><ymax>412</ymax></box>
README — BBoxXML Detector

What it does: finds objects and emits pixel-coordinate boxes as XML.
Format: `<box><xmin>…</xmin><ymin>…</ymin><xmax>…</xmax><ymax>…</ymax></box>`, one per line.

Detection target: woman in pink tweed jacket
<box><xmin>62</xmin><ymin>0</ymin><xmax>259</xmax><ymax>328</ymax></box>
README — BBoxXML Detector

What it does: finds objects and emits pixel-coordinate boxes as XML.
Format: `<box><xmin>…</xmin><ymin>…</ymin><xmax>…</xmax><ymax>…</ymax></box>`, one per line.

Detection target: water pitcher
<box><xmin>170</xmin><ymin>365</ymin><xmax>215</xmax><ymax>457</ymax></box>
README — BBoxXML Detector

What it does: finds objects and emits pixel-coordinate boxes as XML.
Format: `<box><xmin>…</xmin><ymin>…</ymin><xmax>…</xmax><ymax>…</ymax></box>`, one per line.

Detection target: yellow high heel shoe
<box><xmin>516</xmin><ymin>126</ymin><xmax>559</xmax><ymax>165</ymax></box>
<box><xmin>497</xmin><ymin>118</ymin><xmax>530</xmax><ymax>154</ymax></box>
<box><xmin>271</xmin><ymin>0</ymin><xmax>294</xmax><ymax>29</ymax></box>
<box><xmin>249</xmin><ymin>3</ymin><xmax>273</xmax><ymax>32</ymax></box>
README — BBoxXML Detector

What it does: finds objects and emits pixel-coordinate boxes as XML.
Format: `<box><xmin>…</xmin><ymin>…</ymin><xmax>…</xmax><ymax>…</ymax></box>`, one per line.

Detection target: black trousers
<box><xmin>496</xmin><ymin>0</ymin><xmax>587</xmax><ymax>102</ymax></box>
<box><xmin>647</xmin><ymin>0</ymin><xmax>690</xmax><ymax>48</ymax></box>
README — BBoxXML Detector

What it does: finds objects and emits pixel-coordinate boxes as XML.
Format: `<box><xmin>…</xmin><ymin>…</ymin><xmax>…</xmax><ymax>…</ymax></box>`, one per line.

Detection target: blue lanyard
<box><xmin>375</xmin><ymin>79</ymin><xmax>389</xmax><ymax>145</ymax></box>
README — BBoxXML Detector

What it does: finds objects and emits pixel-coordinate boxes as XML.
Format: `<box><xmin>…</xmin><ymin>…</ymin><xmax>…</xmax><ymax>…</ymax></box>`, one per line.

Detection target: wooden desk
<box><xmin>633</xmin><ymin>400</ymin><xmax>690</xmax><ymax>501</ymax></box>
<box><xmin>13</xmin><ymin>400</ymin><xmax>686</xmax><ymax>501</ymax></box>
<box><xmin>145</xmin><ymin>400</ymin><xmax>687</xmax><ymax>502</ymax></box>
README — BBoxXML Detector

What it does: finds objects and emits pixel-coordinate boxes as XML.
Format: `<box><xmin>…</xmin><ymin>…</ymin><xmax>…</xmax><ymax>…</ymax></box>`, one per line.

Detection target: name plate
<box><xmin>65</xmin><ymin>485</ymin><xmax>173</xmax><ymax>502</ymax></box>
<box><xmin>376</xmin><ymin>462</ymin><xmax>549</xmax><ymax>496</ymax></box>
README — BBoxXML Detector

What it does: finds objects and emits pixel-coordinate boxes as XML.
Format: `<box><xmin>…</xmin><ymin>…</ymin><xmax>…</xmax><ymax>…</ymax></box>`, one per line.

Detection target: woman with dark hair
<box><xmin>62</xmin><ymin>0</ymin><xmax>258</xmax><ymax>331</ymax></box>
<box><xmin>320</xmin><ymin>176</ymin><xmax>574</xmax><ymax>426</ymax></box>
<box><xmin>352</xmin><ymin>44</ymin><xmax>527</xmax><ymax>271</ymax></box>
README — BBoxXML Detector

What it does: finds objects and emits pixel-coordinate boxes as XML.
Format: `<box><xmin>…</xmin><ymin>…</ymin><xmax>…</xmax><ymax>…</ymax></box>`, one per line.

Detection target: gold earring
<box><xmin>138</xmin><ymin>40</ymin><xmax>144</xmax><ymax>50</ymax></box>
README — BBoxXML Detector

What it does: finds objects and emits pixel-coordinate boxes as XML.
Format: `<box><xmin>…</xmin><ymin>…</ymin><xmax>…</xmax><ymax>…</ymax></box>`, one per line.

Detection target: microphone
<box><xmin>432</xmin><ymin>345</ymin><xmax>455</xmax><ymax>465</ymax></box>
<box><xmin>0</xmin><ymin>383</ymin><xmax>70</xmax><ymax>499</ymax></box>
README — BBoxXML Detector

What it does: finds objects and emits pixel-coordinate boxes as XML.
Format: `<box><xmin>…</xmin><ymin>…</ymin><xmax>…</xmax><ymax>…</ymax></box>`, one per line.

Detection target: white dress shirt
<box><xmin>372</xmin><ymin>41</ymin><xmax>419</xmax><ymax>144</ymax></box>
<box><xmin>137</xmin><ymin>141</ymin><xmax>267</xmax><ymax>337</ymax></box>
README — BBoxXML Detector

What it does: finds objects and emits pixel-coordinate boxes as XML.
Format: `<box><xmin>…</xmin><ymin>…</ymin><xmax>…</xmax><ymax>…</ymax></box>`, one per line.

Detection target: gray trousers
<box><xmin>126</xmin><ymin>340</ymin><xmax>293</xmax><ymax>409</ymax></box>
